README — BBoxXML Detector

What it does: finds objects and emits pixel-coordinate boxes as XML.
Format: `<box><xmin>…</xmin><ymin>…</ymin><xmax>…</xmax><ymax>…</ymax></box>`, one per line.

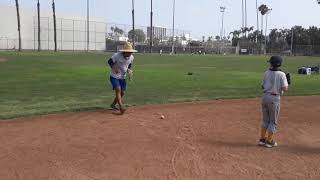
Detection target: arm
<box><xmin>107</xmin><ymin>58</ymin><xmax>115</xmax><ymax>68</ymax></box>
<box><xmin>281</xmin><ymin>73</ymin><xmax>289</xmax><ymax>93</ymax></box>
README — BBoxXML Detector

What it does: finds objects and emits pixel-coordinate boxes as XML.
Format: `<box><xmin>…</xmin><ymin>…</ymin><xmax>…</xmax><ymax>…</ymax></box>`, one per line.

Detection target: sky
<box><xmin>1</xmin><ymin>0</ymin><xmax>320</xmax><ymax>39</ymax></box>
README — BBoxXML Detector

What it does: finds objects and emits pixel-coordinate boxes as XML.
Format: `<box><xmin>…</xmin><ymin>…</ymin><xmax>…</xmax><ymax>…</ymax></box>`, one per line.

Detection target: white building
<box><xmin>0</xmin><ymin>5</ymin><xmax>106</xmax><ymax>51</ymax></box>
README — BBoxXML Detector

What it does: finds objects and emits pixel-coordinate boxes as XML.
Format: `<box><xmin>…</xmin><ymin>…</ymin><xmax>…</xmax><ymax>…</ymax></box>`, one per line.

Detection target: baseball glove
<box><xmin>127</xmin><ymin>69</ymin><xmax>133</xmax><ymax>81</ymax></box>
<box><xmin>286</xmin><ymin>73</ymin><xmax>291</xmax><ymax>85</ymax></box>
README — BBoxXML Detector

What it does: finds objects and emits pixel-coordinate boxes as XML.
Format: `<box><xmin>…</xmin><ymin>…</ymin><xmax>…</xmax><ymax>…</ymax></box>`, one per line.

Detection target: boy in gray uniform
<box><xmin>259</xmin><ymin>56</ymin><xmax>289</xmax><ymax>148</ymax></box>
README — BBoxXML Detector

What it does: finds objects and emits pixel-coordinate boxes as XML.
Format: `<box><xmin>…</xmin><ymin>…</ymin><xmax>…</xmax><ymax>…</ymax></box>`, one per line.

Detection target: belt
<box><xmin>270</xmin><ymin>93</ymin><xmax>279</xmax><ymax>96</ymax></box>
<box><xmin>264</xmin><ymin>92</ymin><xmax>279</xmax><ymax>96</ymax></box>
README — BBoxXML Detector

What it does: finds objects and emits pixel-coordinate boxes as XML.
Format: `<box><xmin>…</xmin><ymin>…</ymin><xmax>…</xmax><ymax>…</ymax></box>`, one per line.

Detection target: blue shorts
<box><xmin>110</xmin><ymin>76</ymin><xmax>127</xmax><ymax>91</ymax></box>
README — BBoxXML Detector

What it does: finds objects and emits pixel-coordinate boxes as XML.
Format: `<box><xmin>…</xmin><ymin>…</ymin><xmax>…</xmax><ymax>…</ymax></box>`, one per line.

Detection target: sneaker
<box><xmin>265</xmin><ymin>140</ymin><xmax>278</xmax><ymax>148</ymax></box>
<box><xmin>258</xmin><ymin>138</ymin><xmax>267</xmax><ymax>146</ymax></box>
<box><xmin>110</xmin><ymin>104</ymin><xmax>119</xmax><ymax>110</ymax></box>
<box><xmin>119</xmin><ymin>105</ymin><xmax>126</xmax><ymax>115</ymax></box>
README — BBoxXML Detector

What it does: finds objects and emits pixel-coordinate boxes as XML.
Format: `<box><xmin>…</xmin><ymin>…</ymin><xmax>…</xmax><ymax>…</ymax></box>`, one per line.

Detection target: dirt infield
<box><xmin>0</xmin><ymin>96</ymin><xmax>319</xmax><ymax>180</ymax></box>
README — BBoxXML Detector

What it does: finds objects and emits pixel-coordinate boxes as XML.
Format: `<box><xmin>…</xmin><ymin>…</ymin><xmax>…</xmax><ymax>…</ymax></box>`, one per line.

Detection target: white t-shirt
<box><xmin>263</xmin><ymin>70</ymin><xmax>288</xmax><ymax>95</ymax></box>
<box><xmin>109</xmin><ymin>52</ymin><xmax>134</xmax><ymax>79</ymax></box>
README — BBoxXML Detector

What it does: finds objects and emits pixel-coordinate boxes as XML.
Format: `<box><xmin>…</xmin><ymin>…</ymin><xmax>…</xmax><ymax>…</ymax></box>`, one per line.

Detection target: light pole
<box><xmin>256</xmin><ymin>0</ymin><xmax>259</xmax><ymax>42</ymax></box>
<box><xmin>37</xmin><ymin>0</ymin><xmax>41</xmax><ymax>51</ymax></box>
<box><xmin>15</xmin><ymin>0</ymin><xmax>21</xmax><ymax>51</ymax></box>
<box><xmin>245</xmin><ymin>0</ymin><xmax>247</xmax><ymax>34</ymax></box>
<box><xmin>87</xmin><ymin>0</ymin><xmax>89</xmax><ymax>52</ymax></box>
<box><xmin>264</xmin><ymin>8</ymin><xmax>272</xmax><ymax>54</ymax></box>
<box><xmin>132</xmin><ymin>0</ymin><xmax>135</xmax><ymax>47</ymax></box>
<box><xmin>220</xmin><ymin>6</ymin><xmax>226</xmax><ymax>54</ymax></box>
<box><xmin>291</xmin><ymin>28</ymin><xmax>294</xmax><ymax>55</ymax></box>
<box><xmin>150</xmin><ymin>0</ymin><xmax>153</xmax><ymax>53</ymax></box>
<box><xmin>220</xmin><ymin>6</ymin><xmax>226</xmax><ymax>39</ymax></box>
<box><xmin>256</xmin><ymin>0</ymin><xmax>259</xmax><ymax>31</ymax></box>
<box><xmin>241</xmin><ymin>0</ymin><xmax>244</xmax><ymax>31</ymax></box>
<box><xmin>171</xmin><ymin>0</ymin><xmax>176</xmax><ymax>55</ymax></box>
<box><xmin>52</xmin><ymin>0</ymin><xmax>57</xmax><ymax>52</ymax></box>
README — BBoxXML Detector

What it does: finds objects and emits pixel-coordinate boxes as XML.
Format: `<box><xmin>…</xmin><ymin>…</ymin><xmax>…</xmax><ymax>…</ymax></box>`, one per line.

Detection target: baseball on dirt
<box><xmin>160</xmin><ymin>115</ymin><xmax>165</xmax><ymax>119</ymax></box>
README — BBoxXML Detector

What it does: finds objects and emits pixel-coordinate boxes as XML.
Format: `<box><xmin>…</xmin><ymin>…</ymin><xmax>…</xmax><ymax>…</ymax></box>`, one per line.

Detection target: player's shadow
<box><xmin>200</xmin><ymin>139</ymin><xmax>259</xmax><ymax>149</ymax></box>
<box><xmin>279</xmin><ymin>144</ymin><xmax>320</xmax><ymax>155</ymax></box>
<box><xmin>95</xmin><ymin>109</ymin><xmax>124</xmax><ymax>116</ymax></box>
<box><xmin>201</xmin><ymin>139</ymin><xmax>320</xmax><ymax>155</ymax></box>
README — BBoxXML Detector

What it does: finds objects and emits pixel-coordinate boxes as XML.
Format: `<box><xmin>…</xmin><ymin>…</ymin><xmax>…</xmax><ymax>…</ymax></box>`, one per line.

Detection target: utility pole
<box><xmin>15</xmin><ymin>0</ymin><xmax>22</xmax><ymax>51</ymax></box>
<box><xmin>265</xmin><ymin>8</ymin><xmax>272</xmax><ymax>54</ymax></box>
<box><xmin>87</xmin><ymin>0</ymin><xmax>89</xmax><ymax>52</ymax></box>
<box><xmin>220</xmin><ymin>6</ymin><xmax>226</xmax><ymax>40</ymax></box>
<box><xmin>241</xmin><ymin>0</ymin><xmax>244</xmax><ymax>32</ymax></box>
<box><xmin>52</xmin><ymin>0</ymin><xmax>57</xmax><ymax>52</ymax></box>
<box><xmin>256</xmin><ymin>0</ymin><xmax>259</xmax><ymax>42</ymax></box>
<box><xmin>37</xmin><ymin>0</ymin><xmax>41</xmax><ymax>51</ymax></box>
<box><xmin>291</xmin><ymin>28</ymin><xmax>294</xmax><ymax>55</ymax></box>
<box><xmin>171</xmin><ymin>0</ymin><xmax>176</xmax><ymax>54</ymax></box>
<box><xmin>256</xmin><ymin>0</ymin><xmax>259</xmax><ymax>31</ymax></box>
<box><xmin>245</xmin><ymin>0</ymin><xmax>247</xmax><ymax>34</ymax></box>
<box><xmin>150</xmin><ymin>0</ymin><xmax>153</xmax><ymax>53</ymax></box>
<box><xmin>220</xmin><ymin>6</ymin><xmax>226</xmax><ymax>54</ymax></box>
<box><xmin>132</xmin><ymin>0</ymin><xmax>135</xmax><ymax>47</ymax></box>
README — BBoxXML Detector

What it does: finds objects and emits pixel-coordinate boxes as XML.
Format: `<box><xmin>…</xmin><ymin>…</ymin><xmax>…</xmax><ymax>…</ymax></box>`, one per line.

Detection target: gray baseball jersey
<box><xmin>261</xmin><ymin>70</ymin><xmax>288</xmax><ymax>133</ymax></box>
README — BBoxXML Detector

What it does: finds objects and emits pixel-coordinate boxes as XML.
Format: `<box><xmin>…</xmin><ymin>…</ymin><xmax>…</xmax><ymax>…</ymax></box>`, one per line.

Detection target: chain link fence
<box><xmin>32</xmin><ymin>17</ymin><xmax>106</xmax><ymax>51</ymax></box>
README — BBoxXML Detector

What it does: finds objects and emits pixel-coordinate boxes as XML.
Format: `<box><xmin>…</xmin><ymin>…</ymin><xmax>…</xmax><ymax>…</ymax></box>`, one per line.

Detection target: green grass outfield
<box><xmin>0</xmin><ymin>52</ymin><xmax>320</xmax><ymax>119</ymax></box>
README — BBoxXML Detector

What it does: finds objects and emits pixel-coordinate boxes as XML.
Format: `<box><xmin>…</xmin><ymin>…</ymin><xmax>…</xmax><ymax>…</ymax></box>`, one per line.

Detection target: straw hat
<box><xmin>119</xmin><ymin>42</ymin><xmax>138</xmax><ymax>53</ymax></box>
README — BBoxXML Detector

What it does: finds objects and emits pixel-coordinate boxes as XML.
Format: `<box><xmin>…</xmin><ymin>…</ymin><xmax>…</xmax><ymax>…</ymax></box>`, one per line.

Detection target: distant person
<box><xmin>107</xmin><ymin>42</ymin><xmax>137</xmax><ymax>114</ymax></box>
<box><xmin>159</xmin><ymin>49</ymin><xmax>163</xmax><ymax>56</ymax></box>
<box><xmin>259</xmin><ymin>56</ymin><xmax>289</xmax><ymax>148</ymax></box>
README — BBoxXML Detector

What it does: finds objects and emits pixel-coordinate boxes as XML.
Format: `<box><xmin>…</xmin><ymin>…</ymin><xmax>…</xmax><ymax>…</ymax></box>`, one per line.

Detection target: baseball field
<box><xmin>0</xmin><ymin>52</ymin><xmax>320</xmax><ymax>179</ymax></box>
<box><xmin>1</xmin><ymin>52</ymin><xmax>320</xmax><ymax>119</ymax></box>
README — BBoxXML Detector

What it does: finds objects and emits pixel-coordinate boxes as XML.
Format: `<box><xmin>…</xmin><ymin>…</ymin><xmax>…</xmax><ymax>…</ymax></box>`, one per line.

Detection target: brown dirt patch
<box><xmin>0</xmin><ymin>57</ymin><xmax>8</xmax><ymax>63</ymax></box>
<box><xmin>0</xmin><ymin>96</ymin><xmax>319</xmax><ymax>180</ymax></box>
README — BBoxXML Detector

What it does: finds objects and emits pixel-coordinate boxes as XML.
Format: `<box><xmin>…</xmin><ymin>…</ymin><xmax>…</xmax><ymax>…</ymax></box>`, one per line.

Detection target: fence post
<box><xmin>95</xmin><ymin>22</ymin><xmax>97</xmax><ymax>51</ymax></box>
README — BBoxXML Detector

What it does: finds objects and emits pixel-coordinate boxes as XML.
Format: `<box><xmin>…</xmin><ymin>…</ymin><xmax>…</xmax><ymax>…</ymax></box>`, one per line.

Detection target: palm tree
<box><xmin>259</xmin><ymin>4</ymin><xmax>268</xmax><ymax>37</ymax></box>
<box><xmin>229</xmin><ymin>30</ymin><xmax>241</xmax><ymax>39</ymax></box>
<box><xmin>15</xmin><ymin>0</ymin><xmax>21</xmax><ymax>51</ymax></box>
<box><xmin>52</xmin><ymin>0</ymin><xmax>57</xmax><ymax>52</ymax></box>
<box><xmin>248</xmin><ymin>26</ymin><xmax>254</xmax><ymax>34</ymax></box>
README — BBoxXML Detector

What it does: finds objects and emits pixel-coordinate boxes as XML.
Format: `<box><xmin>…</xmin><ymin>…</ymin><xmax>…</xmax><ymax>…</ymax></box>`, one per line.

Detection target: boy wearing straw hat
<box><xmin>107</xmin><ymin>42</ymin><xmax>137</xmax><ymax>114</ymax></box>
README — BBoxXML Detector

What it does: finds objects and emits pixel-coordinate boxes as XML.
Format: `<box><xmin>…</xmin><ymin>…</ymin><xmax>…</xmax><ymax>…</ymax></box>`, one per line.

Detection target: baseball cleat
<box><xmin>258</xmin><ymin>138</ymin><xmax>267</xmax><ymax>146</ymax></box>
<box><xmin>119</xmin><ymin>106</ymin><xmax>126</xmax><ymax>115</ymax></box>
<box><xmin>265</xmin><ymin>140</ymin><xmax>278</xmax><ymax>148</ymax></box>
<box><xmin>110</xmin><ymin>104</ymin><xmax>119</xmax><ymax>110</ymax></box>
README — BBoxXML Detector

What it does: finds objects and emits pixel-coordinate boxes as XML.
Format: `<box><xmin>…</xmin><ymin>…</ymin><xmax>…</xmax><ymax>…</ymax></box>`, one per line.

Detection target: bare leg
<box><xmin>119</xmin><ymin>90</ymin><xmax>126</xmax><ymax>114</ymax></box>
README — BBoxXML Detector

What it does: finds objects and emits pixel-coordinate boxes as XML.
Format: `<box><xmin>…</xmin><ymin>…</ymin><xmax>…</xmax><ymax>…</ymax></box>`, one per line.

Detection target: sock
<box><xmin>260</xmin><ymin>128</ymin><xmax>267</xmax><ymax>140</ymax></box>
<box><xmin>267</xmin><ymin>132</ymin><xmax>274</xmax><ymax>142</ymax></box>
